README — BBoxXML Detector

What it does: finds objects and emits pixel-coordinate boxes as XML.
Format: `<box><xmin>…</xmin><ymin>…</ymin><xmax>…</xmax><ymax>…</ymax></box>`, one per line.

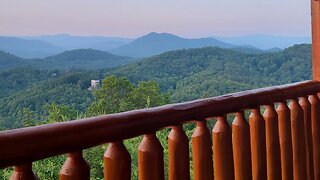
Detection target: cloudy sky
<box><xmin>0</xmin><ymin>0</ymin><xmax>311</xmax><ymax>38</ymax></box>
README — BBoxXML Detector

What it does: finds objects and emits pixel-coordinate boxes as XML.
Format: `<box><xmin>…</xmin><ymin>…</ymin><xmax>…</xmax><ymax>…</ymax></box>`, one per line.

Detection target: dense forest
<box><xmin>0</xmin><ymin>44</ymin><xmax>312</xmax><ymax>129</ymax></box>
<box><xmin>110</xmin><ymin>44</ymin><xmax>311</xmax><ymax>101</ymax></box>
<box><xmin>0</xmin><ymin>44</ymin><xmax>312</xmax><ymax>179</ymax></box>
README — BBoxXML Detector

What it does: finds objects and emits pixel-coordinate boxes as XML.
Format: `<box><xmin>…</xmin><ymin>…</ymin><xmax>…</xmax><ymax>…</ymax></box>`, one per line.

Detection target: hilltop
<box><xmin>110</xmin><ymin>32</ymin><xmax>257</xmax><ymax>57</ymax></box>
<box><xmin>0</xmin><ymin>49</ymin><xmax>134</xmax><ymax>71</ymax></box>
<box><xmin>36</xmin><ymin>49</ymin><xmax>133</xmax><ymax>70</ymax></box>
<box><xmin>0</xmin><ymin>50</ymin><xmax>31</xmax><ymax>71</ymax></box>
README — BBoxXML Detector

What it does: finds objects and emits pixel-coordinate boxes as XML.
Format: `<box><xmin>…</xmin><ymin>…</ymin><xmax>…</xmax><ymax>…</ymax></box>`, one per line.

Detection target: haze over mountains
<box><xmin>0</xmin><ymin>37</ymin><xmax>63</xmax><ymax>58</ymax></box>
<box><xmin>0</xmin><ymin>32</ymin><xmax>311</xmax><ymax>59</ymax></box>
<box><xmin>23</xmin><ymin>34</ymin><xmax>132</xmax><ymax>51</ymax></box>
<box><xmin>215</xmin><ymin>34</ymin><xmax>311</xmax><ymax>50</ymax></box>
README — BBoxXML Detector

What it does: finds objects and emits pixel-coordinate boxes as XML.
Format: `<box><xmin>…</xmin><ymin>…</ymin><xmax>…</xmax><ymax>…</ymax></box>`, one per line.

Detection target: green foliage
<box><xmin>0</xmin><ymin>168</ymin><xmax>12</xmax><ymax>179</ymax></box>
<box><xmin>0</xmin><ymin>68</ymin><xmax>105</xmax><ymax>129</ymax></box>
<box><xmin>33</xmin><ymin>156</ymin><xmax>66</xmax><ymax>180</ymax></box>
<box><xmin>83</xmin><ymin>146</ymin><xmax>106</xmax><ymax>180</ymax></box>
<box><xmin>21</xmin><ymin>108</ymin><xmax>42</xmax><ymax>127</ymax></box>
<box><xmin>87</xmin><ymin>76</ymin><xmax>134</xmax><ymax>115</ymax></box>
<box><xmin>0</xmin><ymin>67</ymin><xmax>55</xmax><ymax>98</ymax></box>
<box><xmin>131</xmin><ymin>81</ymin><xmax>170</xmax><ymax>109</ymax></box>
<box><xmin>45</xmin><ymin>103</ymin><xmax>79</xmax><ymax>123</ymax></box>
<box><xmin>87</xmin><ymin>76</ymin><xmax>169</xmax><ymax>116</ymax></box>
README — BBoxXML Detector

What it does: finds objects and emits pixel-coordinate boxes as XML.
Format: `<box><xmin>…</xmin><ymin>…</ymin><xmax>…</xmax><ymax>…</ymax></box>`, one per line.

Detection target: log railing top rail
<box><xmin>1</xmin><ymin>80</ymin><xmax>320</xmax><ymax>169</ymax></box>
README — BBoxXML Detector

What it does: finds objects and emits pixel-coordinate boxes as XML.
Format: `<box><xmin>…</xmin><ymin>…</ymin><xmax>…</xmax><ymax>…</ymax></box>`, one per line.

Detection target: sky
<box><xmin>0</xmin><ymin>0</ymin><xmax>312</xmax><ymax>38</ymax></box>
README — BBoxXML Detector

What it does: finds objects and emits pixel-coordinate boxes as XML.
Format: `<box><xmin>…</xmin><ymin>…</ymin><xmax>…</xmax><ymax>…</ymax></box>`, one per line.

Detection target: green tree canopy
<box><xmin>87</xmin><ymin>75</ymin><xmax>169</xmax><ymax>116</ymax></box>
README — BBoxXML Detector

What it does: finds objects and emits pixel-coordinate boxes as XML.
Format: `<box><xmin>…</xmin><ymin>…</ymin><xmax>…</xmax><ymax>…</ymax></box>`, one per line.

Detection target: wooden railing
<box><xmin>1</xmin><ymin>80</ymin><xmax>320</xmax><ymax>179</ymax></box>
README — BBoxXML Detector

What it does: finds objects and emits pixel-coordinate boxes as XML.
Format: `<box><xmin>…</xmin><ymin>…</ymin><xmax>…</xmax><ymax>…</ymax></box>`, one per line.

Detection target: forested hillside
<box><xmin>110</xmin><ymin>44</ymin><xmax>311</xmax><ymax>101</ymax></box>
<box><xmin>0</xmin><ymin>69</ymin><xmax>106</xmax><ymax>129</ymax></box>
<box><xmin>0</xmin><ymin>51</ymin><xmax>31</xmax><ymax>71</ymax></box>
<box><xmin>0</xmin><ymin>67</ymin><xmax>57</xmax><ymax>98</ymax></box>
<box><xmin>0</xmin><ymin>44</ymin><xmax>311</xmax><ymax>129</ymax></box>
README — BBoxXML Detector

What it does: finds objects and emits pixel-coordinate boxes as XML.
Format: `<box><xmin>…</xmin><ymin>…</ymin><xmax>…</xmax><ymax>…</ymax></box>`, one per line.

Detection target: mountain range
<box><xmin>109</xmin><ymin>32</ymin><xmax>258</xmax><ymax>57</ymax></box>
<box><xmin>0</xmin><ymin>37</ymin><xmax>63</xmax><ymax>58</ymax></box>
<box><xmin>23</xmin><ymin>34</ymin><xmax>132</xmax><ymax>51</ymax></box>
<box><xmin>0</xmin><ymin>49</ymin><xmax>133</xmax><ymax>71</ymax></box>
<box><xmin>0</xmin><ymin>32</ymin><xmax>310</xmax><ymax>59</ymax></box>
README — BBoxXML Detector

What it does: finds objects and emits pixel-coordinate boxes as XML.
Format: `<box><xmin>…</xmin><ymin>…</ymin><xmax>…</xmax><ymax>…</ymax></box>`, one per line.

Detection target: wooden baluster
<box><xmin>300</xmin><ymin>96</ymin><xmax>315</xmax><ymax>180</ymax></box>
<box><xmin>138</xmin><ymin>133</ymin><xmax>164</xmax><ymax>180</ymax></box>
<box><xmin>104</xmin><ymin>142</ymin><xmax>131</xmax><ymax>180</ymax></box>
<box><xmin>249</xmin><ymin>107</ymin><xmax>267</xmax><ymax>180</ymax></box>
<box><xmin>276</xmin><ymin>101</ymin><xmax>293</xmax><ymax>180</ymax></box>
<box><xmin>10</xmin><ymin>163</ymin><xmax>39</xmax><ymax>180</ymax></box>
<box><xmin>168</xmin><ymin>125</ymin><xmax>190</xmax><ymax>180</ymax></box>
<box><xmin>310</xmin><ymin>94</ymin><xmax>320</xmax><ymax>180</ymax></box>
<box><xmin>289</xmin><ymin>99</ymin><xmax>307</xmax><ymax>180</ymax></box>
<box><xmin>232</xmin><ymin>111</ymin><xmax>252</xmax><ymax>180</ymax></box>
<box><xmin>59</xmin><ymin>151</ymin><xmax>90</xmax><ymax>180</ymax></box>
<box><xmin>192</xmin><ymin>121</ymin><xmax>213</xmax><ymax>180</ymax></box>
<box><xmin>263</xmin><ymin>104</ymin><xmax>281</xmax><ymax>180</ymax></box>
<box><xmin>212</xmin><ymin>115</ymin><xmax>234</xmax><ymax>180</ymax></box>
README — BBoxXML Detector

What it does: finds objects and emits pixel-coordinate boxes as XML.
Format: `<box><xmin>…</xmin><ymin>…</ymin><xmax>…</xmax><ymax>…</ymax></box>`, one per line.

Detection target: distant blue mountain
<box><xmin>23</xmin><ymin>34</ymin><xmax>132</xmax><ymax>51</ymax></box>
<box><xmin>214</xmin><ymin>34</ymin><xmax>311</xmax><ymax>50</ymax></box>
<box><xmin>2</xmin><ymin>33</ymin><xmax>300</xmax><ymax>59</ymax></box>
<box><xmin>0</xmin><ymin>37</ymin><xmax>64</xmax><ymax>58</ymax></box>
<box><xmin>110</xmin><ymin>32</ymin><xmax>257</xmax><ymax>57</ymax></box>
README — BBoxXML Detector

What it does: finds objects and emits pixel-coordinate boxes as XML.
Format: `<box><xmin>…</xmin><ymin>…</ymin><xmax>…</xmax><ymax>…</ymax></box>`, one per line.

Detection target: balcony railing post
<box><xmin>249</xmin><ymin>107</ymin><xmax>267</xmax><ymax>180</ymax></box>
<box><xmin>310</xmin><ymin>94</ymin><xmax>320</xmax><ymax>179</ymax></box>
<box><xmin>192</xmin><ymin>121</ymin><xmax>213</xmax><ymax>180</ymax></box>
<box><xmin>300</xmin><ymin>96</ymin><xmax>315</xmax><ymax>180</ymax></box>
<box><xmin>289</xmin><ymin>99</ymin><xmax>307</xmax><ymax>179</ymax></box>
<box><xmin>212</xmin><ymin>115</ymin><xmax>234</xmax><ymax>180</ymax></box>
<box><xmin>312</xmin><ymin>0</ymin><xmax>320</xmax><ymax>80</ymax></box>
<box><xmin>138</xmin><ymin>133</ymin><xmax>164</xmax><ymax>180</ymax></box>
<box><xmin>10</xmin><ymin>163</ymin><xmax>39</xmax><ymax>180</ymax></box>
<box><xmin>104</xmin><ymin>142</ymin><xmax>131</xmax><ymax>180</ymax></box>
<box><xmin>263</xmin><ymin>104</ymin><xmax>281</xmax><ymax>180</ymax></box>
<box><xmin>232</xmin><ymin>111</ymin><xmax>252</xmax><ymax>180</ymax></box>
<box><xmin>59</xmin><ymin>151</ymin><xmax>90</xmax><ymax>180</ymax></box>
<box><xmin>168</xmin><ymin>125</ymin><xmax>190</xmax><ymax>180</ymax></box>
<box><xmin>276</xmin><ymin>101</ymin><xmax>293</xmax><ymax>180</ymax></box>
